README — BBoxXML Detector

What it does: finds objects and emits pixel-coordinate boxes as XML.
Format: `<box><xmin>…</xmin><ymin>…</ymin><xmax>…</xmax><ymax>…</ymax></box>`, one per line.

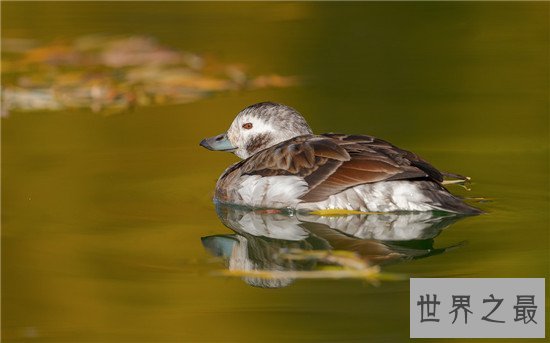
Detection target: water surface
<box><xmin>2</xmin><ymin>2</ymin><xmax>548</xmax><ymax>342</ymax></box>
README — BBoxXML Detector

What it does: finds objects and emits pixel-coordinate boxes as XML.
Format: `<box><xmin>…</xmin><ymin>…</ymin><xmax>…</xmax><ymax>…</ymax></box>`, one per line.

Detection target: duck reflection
<box><xmin>202</xmin><ymin>204</ymin><xmax>468</xmax><ymax>288</ymax></box>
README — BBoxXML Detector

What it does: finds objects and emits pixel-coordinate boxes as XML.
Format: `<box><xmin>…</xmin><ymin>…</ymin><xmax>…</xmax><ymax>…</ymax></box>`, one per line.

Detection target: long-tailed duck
<box><xmin>200</xmin><ymin>102</ymin><xmax>481</xmax><ymax>214</ymax></box>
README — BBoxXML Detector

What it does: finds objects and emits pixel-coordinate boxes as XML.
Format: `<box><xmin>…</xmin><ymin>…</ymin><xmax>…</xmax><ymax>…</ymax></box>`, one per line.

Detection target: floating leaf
<box><xmin>214</xmin><ymin>248</ymin><xmax>405</xmax><ymax>284</ymax></box>
<box><xmin>1</xmin><ymin>35</ymin><xmax>300</xmax><ymax>115</ymax></box>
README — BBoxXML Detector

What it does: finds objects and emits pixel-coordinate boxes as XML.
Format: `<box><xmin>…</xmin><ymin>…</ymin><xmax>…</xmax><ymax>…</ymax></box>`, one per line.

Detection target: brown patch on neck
<box><xmin>246</xmin><ymin>133</ymin><xmax>272</xmax><ymax>155</ymax></box>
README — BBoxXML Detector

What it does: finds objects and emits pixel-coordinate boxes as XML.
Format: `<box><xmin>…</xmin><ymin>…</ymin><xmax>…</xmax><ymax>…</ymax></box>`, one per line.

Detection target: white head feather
<box><xmin>226</xmin><ymin>102</ymin><xmax>313</xmax><ymax>159</ymax></box>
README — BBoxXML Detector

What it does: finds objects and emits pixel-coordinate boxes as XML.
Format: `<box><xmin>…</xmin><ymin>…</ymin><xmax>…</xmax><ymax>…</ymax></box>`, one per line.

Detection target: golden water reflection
<box><xmin>203</xmin><ymin>204</ymin><xmax>469</xmax><ymax>288</ymax></box>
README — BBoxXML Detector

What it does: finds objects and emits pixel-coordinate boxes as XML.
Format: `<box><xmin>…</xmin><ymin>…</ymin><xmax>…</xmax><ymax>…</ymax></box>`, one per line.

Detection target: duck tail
<box><xmin>420</xmin><ymin>181</ymin><xmax>483</xmax><ymax>215</ymax></box>
<box><xmin>436</xmin><ymin>196</ymin><xmax>483</xmax><ymax>215</ymax></box>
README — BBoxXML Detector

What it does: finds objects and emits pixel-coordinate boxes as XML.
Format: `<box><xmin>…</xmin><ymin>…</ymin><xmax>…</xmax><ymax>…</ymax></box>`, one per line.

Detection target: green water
<box><xmin>2</xmin><ymin>2</ymin><xmax>549</xmax><ymax>342</ymax></box>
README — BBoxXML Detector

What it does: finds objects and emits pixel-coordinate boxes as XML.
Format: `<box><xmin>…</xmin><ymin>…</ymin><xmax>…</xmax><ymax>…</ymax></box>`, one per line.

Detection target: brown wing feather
<box><xmin>228</xmin><ymin>133</ymin><xmax>443</xmax><ymax>203</ymax></box>
<box><xmin>240</xmin><ymin>135</ymin><xmax>349</xmax><ymax>178</ymax></box>
<box><xmin>346</xmin><ymin>135</ymin><xmax>444</xmax><ymax>182</ymax></box>
<box><xmin>300</xmin><ymin>134</ymin><xmax>442</xmax><ymax>202</ymax></box>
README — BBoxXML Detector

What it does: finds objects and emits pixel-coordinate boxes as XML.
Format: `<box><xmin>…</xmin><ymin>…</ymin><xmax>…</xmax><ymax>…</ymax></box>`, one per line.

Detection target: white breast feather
<box><xmin>237</xmin><ymin>175</ymin><xmax>308</xmax><ymax>208</ymax></box>
<box><xmin>298</xmin><ymin>181</ymin><xmax>435</xmax><ymax>212</ymax></box>
<box><xmin>235</xmin><ymin>177</ymin><xmax>437</xmax><ymax>212</ymax></box>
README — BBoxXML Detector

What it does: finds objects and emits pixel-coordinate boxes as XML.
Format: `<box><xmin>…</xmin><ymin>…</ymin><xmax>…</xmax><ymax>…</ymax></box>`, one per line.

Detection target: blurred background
<box><xmin>2</xmin><ymin>2</ymin><xmax>548</xmax><ymax>342</ymax></box>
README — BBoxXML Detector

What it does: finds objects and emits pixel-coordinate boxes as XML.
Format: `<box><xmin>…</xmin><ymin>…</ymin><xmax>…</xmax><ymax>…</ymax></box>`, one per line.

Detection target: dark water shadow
<box><xmin>202</xmin><ymin>204</ymin><xmax>470</xmax><ymax>288</ymax></box>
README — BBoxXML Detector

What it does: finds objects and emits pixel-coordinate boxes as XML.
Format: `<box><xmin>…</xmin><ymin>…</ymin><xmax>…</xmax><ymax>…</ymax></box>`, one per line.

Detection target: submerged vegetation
<box><xmin>1</xmin><ymin>35</ymin><xmax>299</xmax><ymax>116</ymax></box>
<box><xmin>217</xmin><ymin>249</ymin><xmax>406</xmax><ymax>286</ymax></box>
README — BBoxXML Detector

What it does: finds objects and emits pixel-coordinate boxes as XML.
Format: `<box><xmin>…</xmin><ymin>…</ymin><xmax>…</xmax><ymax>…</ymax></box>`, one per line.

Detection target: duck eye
<box><xmin>242</xmin><ymin>123</ymin><xmax>253</xmax><ymax>130</ymax></box>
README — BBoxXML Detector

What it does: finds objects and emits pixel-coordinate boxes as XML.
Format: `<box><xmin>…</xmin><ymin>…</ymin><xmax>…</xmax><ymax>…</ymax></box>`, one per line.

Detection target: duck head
<box><xmin>200</xmin><ymin>102</ymin><xmax>313</xmax><ymax>159</ymax></box>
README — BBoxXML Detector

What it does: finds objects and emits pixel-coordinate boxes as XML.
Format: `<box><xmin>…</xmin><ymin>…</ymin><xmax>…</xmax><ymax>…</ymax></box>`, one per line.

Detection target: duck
<box><xmin>200</xmin><ymin>102</ymin><xmax>481</xmax><ymax>214</ymax></box>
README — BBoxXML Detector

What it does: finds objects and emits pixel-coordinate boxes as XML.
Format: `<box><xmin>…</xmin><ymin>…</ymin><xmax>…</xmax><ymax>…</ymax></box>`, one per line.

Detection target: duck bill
<box><xmin>199</xmin><ymin>132</ymin><xmax>237</xmax><ymax>152</ymax></box>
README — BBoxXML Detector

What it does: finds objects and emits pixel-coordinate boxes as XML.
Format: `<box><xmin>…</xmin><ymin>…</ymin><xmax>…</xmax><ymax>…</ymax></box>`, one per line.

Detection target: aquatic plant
<box><xmin>1</xmin><ymin>35</ymin><xmax>299</xmax><ymax>116</ymax></box>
